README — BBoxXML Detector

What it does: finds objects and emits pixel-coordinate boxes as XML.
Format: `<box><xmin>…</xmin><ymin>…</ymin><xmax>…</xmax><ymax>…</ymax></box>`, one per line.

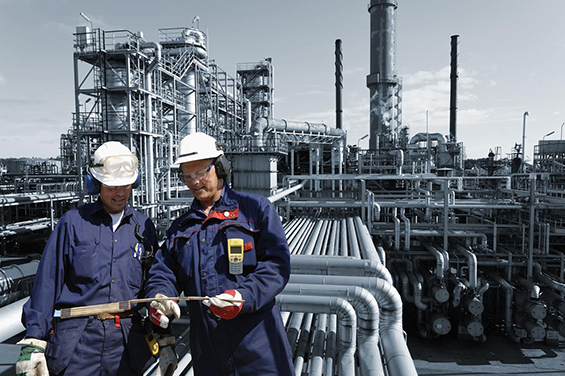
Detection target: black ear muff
<box><xmin>85</xmin><ymin>172</ymin><xmax>100</xmax><ymax>195</ymax></box>
<box><xmin>214</xmin><ymin>155</ymin><xmax>231</xmax><ymax>179</ymax></box>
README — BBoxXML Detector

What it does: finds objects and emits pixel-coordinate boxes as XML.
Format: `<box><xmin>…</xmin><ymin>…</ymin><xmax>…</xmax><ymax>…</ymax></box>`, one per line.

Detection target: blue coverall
<box><xmin>145</xmin><ymin>184</ymin><xmax>295</xmax><ymax>376</ymax></box>
<box><xmin>21</xmin><ymin>199</ymin><xmax>157</xmax><ymax>375</ymax></box>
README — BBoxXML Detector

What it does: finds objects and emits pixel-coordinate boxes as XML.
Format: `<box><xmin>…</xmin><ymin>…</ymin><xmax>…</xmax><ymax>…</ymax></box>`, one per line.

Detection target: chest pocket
<box><xmin>128</xmin><ymin>243</ymin><xmax>144</xmax><ymax>289</ymax></box>
<box><xmin>69</xmin><ymin>243</ymin><xmax>98</xmax><ymax>283</ymax></box>
<box><xmin>222</xmin><ymin>223</ymin><xmax>259</xmax><ymax>273</ymax></box>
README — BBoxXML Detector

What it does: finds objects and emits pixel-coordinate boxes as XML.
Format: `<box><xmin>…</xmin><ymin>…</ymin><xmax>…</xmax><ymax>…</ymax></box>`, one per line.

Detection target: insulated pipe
<box><xmin>0</xmin><ymin>298</ymin><xmax>28</xmax><ymax>342</ymax></box>
<box><xmin>326</xmin><ymin>315</ymin><xmax>338</xmax><ymax>375</ymax></box>
<box><xmin>449</xmin><ymin>231</ymin><xmax>488</xmax><ymax>248</ymax></box>
<box><xmin>340</xmin><ymin>218</ymin><xmax>349</xmax><ymax>257</ymax></box>
<box><xmin>515</xmin><ymin>275</ymin><xmax>541</xmax><ymax>299</ymax></box>
<box><xmin>284</xmin><ymin>217</ymin><xmax>305</xmax><ymax>242</ymax></box>
<box><xmin>290</xmin><ymin>255</ymin><xmax>392</xmax><ymax>284</ymax></box>
<box><xmin>346</xmin><ymin>217</ymin><xmax>361</xmax><ymax>259</ymax></box>
<box><xmin>514</xmin><ymin>311</ymin><xmax>546</xmax><ymax>340</ymax></box>
<box><xmin>399</xmin><ymin>208</ymin><xmax>410</xmax><ymax>250</ymax></box>
<box><xmin>328</xmin><ymin>219</ymin><xmax>339</xmax><ymax>256</ymax></box>
<box><xmin>140</xmin><ymin>41</ymin><xmax>161</xmax><ymax>73</ymax></box>
<box><xmin>450</xmin><ymin>275</ymin><xmax>467</xmax><ymax>307</ymax></box>
<box><xmin>288</xmin><ymin>274</ymin><xmax>418</xmax><ymax>376</ymax></box>
<box><xmin>514</xmin><ymin>289</ymin><xmax>547</xmax><ymax>320</ymax></box>
<box><xmin>492</xmin><ymin>275</ymin><xmax>520</xmax><ymax>343</ymax></box>
<box><xmin>373</xmin><ymin>201</ymin><xmax>381</xmax><ymax>221</ymax></box>
<box><xmin>534</xmin><ymin>262</ymin><xmax>565</xmax><ymax>294</ymax></box>
<box><xmin>268</xmin><ymin>182</ymin><xmax>305</xmax><ymax>203</ymax></box>
<box><xmin>451</xmin><ymin>243</ymin><xmax>478</xmax><ymax>289</ymax></box>
<box><xmin>408</xmin><ymin>132</ymin><xmax>446</xmax><ymax>145</ymax></box>
<box><xmin>420</xmin><ymin>239</ymin><xmax>445</xmax><ymax>279</ymax></box>
<box><xmin>310</xmin><ymin>313</ymin><xmax>327</xmax><ymax>376</ymax></box>
<box><xmin>288</xmin><ymin>219</ymin><xmax>315</xmax><ymax>255</ymax></box>
<box><xmin>303</xmin><ymin>220</ymin><xmax>324</xmax><ymax>256</ymax></box>
<box><xmin>294</xmin><ymin>313</ymin><xmax>314</xmax><ymax>374</ymax></box>
<box><xmin>286</xmin><ymin>312</ymin><xmax>304</xmax><ymax>354</ymax></box>
<box><xmin>540</xmin><ymin>287</ymin><xmax>565</xmax><ymax>315</ymax></box>
<box><xmin>376</xmin><ymin>245</ymin><xmax>386</xmax><ymax>266</ymax></box>
<box><xmin>392</xmin><ymin>208</ymin><xmax>401</xmax><ymax>250</ymax></box>
<box><xmin>354</xmin><ymin>216</ymin><xmax>387</xmax><ymax>267</ymax></box>
<box><xmin>276</xmin><ymin>295</ymin><xmax>357</xmax><ymax>376</ymax></box>
<box><xmin>0</xmin><ymin>192</ymin><xmax>79</xmax><ymax>206</ymax></box>
<box><xmin>250</xmin><ymin>118</ymin><xmax>346</xmax><ymax>148</ymax></box>
<box><xmin>396</xmin><ymin>266</ymin><xmax>415</xmax><ymax>305</ymax></box>
<box><xmin>407</xmin><ymin>270</ymin><xmax>428</xmax><ymax>310</ymax></box>
<box><xmin>283</xmin><ymin>284</ymin><xmax>384</xmax><ymax>376</ymax></box>
<box><xmin>310</xmin><ymin>220</ymin><xmax>328</xmax><ymax>256</ymax></box>
<box><xmin>477</xmin><ymin>276</ymin><xmax>490</xmax><ymax>297</ymax></box>
<box><xmin>0</xmin><ymin>260</ymin><xmax>40</xmax><ymax>297</ymax></box>
<box><xmin>544</xmin><ymin>313</ymin><xmax>565</xmax><ymax>337</ymax></box>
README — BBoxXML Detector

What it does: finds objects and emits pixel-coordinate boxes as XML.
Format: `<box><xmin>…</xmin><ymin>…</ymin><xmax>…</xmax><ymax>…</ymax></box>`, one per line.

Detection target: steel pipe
<box><xmin>277</xmin><ymin>295</ymin><xmax>357</xmax><ymax>376</ymax></box>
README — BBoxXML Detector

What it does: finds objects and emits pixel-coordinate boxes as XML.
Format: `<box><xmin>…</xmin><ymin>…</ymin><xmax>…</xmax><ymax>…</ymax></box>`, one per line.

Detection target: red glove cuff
<box><xmin>210</xmin><ymin>290</ymin><xmax>243</xmax><ymax>320</ymax></box>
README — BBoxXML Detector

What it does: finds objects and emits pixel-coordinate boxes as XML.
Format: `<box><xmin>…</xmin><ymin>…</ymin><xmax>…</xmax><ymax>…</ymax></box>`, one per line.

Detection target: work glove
<box><xmin>203</xmin><ymin>289</ymin><xmax>243</xmax><ymax>320</ymax></box>
<box><xmin>149</xmin><ymin>293</ymin><xmax>181</xmax><ymax>329</ymax></box>
<box><xmin>15</xmin><ymin>338</ymin><xmax>48</xmax><ymax>376</ymax></box>
<box><xmin>156</xmin><ymin>335</ymin><xmax>177</xmax><ymax>376</ymax></box>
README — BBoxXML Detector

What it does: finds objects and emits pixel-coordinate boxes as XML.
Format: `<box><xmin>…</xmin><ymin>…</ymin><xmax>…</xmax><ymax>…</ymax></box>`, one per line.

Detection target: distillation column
<box><xmin>366</xmin><ymin>0</ymin><xmax>399</xmax><ymax>150</ymax></box>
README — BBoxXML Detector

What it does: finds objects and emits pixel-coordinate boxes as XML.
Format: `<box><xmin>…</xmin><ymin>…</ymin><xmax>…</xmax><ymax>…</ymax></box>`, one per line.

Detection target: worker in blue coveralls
<box><xmin>145</xmin><ymin>132</ymin><xmax>295</xmax><ymax>376</ymax></box>
<box><xmin>16</xmin><ymin>141</ymin><xmax>158</xmax><ymax>376</ymax></box>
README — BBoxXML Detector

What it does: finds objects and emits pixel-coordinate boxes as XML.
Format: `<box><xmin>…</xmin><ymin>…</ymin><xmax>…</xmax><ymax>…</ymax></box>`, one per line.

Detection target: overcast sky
<box><xmin>0</xmin><ymin>0</ymin><xmax>564</xmax><ymax>160</ymax></box>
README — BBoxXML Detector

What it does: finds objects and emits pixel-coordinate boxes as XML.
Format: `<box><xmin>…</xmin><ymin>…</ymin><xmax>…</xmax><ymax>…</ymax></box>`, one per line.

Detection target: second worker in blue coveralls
<box><xmin>145</xmin><ymin>132</ymin><xmax>295</xmax><ymax>375</ymax></box>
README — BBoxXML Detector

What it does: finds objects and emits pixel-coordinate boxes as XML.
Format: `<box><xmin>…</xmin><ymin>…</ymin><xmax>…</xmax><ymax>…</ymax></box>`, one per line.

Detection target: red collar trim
<box><xmin>206</xmin><ymin>207</ymin><xmax>239</xmax><ymax>221</ymax></box>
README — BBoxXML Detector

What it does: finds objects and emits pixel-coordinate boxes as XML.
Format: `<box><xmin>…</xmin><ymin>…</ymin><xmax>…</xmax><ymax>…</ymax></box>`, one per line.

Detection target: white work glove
<box><xmin>149</xmin><ymin>293</ymin><xmax>181</xmax><ymax>329</ymax></box>
<box><xmin>202</xmin><ymin>290</ymin><xmax>243</xmax><ymax>320</ymax></box>
<box><xmin>15</xmin><ymin>338</ymin><xmax>48</xmax><ymax>376</ymax></box>
<box><xmin>156</xmin><ymin>335</ymin><xmax>177</xmax><ymax>376</ymax></box>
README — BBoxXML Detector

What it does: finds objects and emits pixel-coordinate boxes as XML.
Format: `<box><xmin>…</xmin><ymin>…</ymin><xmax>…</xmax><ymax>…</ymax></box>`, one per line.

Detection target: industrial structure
<box><xmin>1</xmin><ymin>1</ymin><xmax>565</xmax><ymax>375</ymax></box>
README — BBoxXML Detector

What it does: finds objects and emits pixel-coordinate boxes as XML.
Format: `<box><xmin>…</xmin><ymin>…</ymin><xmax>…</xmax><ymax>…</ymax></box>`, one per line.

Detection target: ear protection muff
<box><xmin>214</xmin><ymin>155</ymin><xmax>231</xmax><ymax>179</ymax></box>
<box><xmin>85</xmin><ymin>172</ymin><xmax>100</xmax><ymax>195</ymax></box>
<box><xmin>132</xmin><ymin>173</ymin><xmax>141</xmax><ymax>189</ymax></box>
<box><xmin>84</xmin><ymin>171</ymin><xmax>141</xmax><ymax>195</ymax></box>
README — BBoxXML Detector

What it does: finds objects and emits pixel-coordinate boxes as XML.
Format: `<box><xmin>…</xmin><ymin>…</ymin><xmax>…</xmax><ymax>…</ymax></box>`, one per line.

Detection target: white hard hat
<box><xmin>174</xmin><ymin>132</ymin><xmax>223</xmax><ymax>166</ymax></box>
<box><xmin>90</xmin><ymin>141</ymin><xmax>139</xmax><ymax>186</ymax></box>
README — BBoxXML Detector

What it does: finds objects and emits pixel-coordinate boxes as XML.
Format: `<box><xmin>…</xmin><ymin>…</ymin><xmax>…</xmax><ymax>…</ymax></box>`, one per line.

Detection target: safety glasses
<box><xmin>91</xmin><ymin>155</ymin><xmax>138</xmax><ymax>175</ymax></box>
<box><xmin>179</xmin><ymin>163</ymin><xmax>214</xmax><ymax>183</ymax></box>
<box><xmin>101</xmin><ymin>184</ymin><xmax>132</xmax><ymax>192</ymax></box>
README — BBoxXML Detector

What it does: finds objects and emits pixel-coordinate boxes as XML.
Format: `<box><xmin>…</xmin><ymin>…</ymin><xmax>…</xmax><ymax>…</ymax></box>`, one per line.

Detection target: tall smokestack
<box><xmin>335</xmin><ymin>39</ymin><xmax>343</xmax><ymax>130</ymax></box>
<box><xmin>449</xmin><ymin>35</ymin><xmax>459</xmax><ymax>143</ymax></box>
<box><xmin>367</xmin><ymin>0</ymin><xmax>398</xmax><ymax>150</ymax></box>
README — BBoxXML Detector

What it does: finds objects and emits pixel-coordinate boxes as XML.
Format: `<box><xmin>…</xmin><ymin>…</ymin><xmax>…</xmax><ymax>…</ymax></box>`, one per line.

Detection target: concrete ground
<box><xmin>408</xmin><ymin>330</ymin><xmax>565</xmax><ymax>376</ymax></box>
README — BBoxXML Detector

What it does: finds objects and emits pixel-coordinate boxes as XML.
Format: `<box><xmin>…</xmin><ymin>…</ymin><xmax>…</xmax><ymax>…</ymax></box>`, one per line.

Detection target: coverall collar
<box><xmin>92</xmin><ymin>198</ymin><xmax>135</xmax><ymax>223</ymax></box>
<box><xmin>184</xmin><ymin>184</ymin><xmax>239</xmax><ymax>223</ymax></box>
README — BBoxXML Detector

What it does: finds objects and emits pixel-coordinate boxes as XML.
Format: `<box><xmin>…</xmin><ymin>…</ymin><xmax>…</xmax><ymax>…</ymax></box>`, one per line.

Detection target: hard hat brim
<box><xmin>174</xmin><ymin>150</ymin><xmax>223</xmax><ymax>166</ymax></box>
<box><xmin>90</xmin><ymin>169</ymin><xmax>139</xmax><ymax>187</ymax></box>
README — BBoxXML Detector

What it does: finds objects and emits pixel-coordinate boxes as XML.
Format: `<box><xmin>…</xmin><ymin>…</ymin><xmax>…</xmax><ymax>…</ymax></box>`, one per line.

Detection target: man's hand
<box><xmin>203</xmin><ymin>290</ymin><xmax>243</xmax><ymax>320</ymax></box>
<box><xmin>156</xmin><ymin>335</ymin><xmax>177</xmax><ymax>376</ymax></box>
<box><xmin>15</xmin><ymin>338</ymin><xmax>48</xmax><ymax>376</ymax></box>
<box><xmin>149</xmin><ymin>293</ymin><xmax>181</xmax><ymax>329</ymax></box>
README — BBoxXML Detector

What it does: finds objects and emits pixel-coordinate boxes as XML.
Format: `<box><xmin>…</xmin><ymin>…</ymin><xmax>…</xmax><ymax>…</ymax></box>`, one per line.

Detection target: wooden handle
<box><xmin>60</xmin><ymin>301</ymin><xmax>131</xmax><ymax>319</ymax></box>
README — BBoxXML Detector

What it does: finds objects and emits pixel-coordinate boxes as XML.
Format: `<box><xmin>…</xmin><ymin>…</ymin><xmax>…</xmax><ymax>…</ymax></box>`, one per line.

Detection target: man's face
<box><xmin>180</xmin><ymin>158</ymin><xmax>222</xmax><ymax>207</ymax></box>
<box><xmin>99</xmin><ymin>184</ymin><xmax>132</xmax><ymax>214</ymax></box>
